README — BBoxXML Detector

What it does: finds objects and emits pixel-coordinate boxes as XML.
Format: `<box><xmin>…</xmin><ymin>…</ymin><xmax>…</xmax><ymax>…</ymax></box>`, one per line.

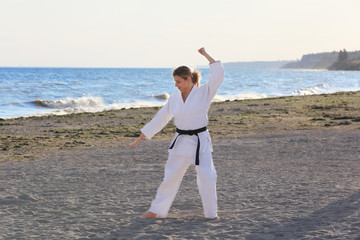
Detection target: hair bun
<box><xmin>191</xmin><ymin>70</ymin><xmax>201</xmax><ymax>87</ymax></box>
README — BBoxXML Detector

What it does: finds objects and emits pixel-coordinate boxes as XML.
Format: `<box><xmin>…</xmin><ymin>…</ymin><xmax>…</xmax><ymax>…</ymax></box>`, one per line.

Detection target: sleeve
<box><xmin>205</xmin><ymin>61</ymin><xmax>225</xmax><ymax>101</ymax></box>
<box><xmin>141</xmin><ymin>99</ymin><xmax>173</xmax><ymax>140</ymax></box>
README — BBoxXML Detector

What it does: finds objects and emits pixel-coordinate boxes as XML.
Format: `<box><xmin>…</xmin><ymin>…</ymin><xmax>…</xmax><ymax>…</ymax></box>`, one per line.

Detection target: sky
<box><xmin>0</xmin><ymin>0</ymin><xmax>359</xmax><ymax>68</ymax></box>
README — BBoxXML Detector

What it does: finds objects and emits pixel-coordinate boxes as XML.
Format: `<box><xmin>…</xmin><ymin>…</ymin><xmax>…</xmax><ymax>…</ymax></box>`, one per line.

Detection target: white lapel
<box><xmin>183</xmin><ymin>85</ymin><xmax>198</xmax><ymax>105</ymax></box>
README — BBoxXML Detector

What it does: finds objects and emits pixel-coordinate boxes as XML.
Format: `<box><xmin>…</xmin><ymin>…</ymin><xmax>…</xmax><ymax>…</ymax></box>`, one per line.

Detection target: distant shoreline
<box><xmin>282</xmin><ymin>50</ymin><xmax>360</xmax><ymax>71</ymax></box>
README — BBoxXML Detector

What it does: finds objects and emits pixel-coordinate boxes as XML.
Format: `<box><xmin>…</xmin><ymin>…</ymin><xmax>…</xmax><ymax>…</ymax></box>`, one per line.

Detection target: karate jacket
<box><xmin>141</xmin><ymin>61</ymin><xmax>225</xmax><ymax>157</ymax></box>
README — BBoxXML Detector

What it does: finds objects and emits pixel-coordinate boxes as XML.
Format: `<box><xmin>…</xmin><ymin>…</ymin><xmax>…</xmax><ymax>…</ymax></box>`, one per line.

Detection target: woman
<box><xmin>130</xmin><ymin>48</ymin><xmax>224</xmax><ymax>220</ymax></box>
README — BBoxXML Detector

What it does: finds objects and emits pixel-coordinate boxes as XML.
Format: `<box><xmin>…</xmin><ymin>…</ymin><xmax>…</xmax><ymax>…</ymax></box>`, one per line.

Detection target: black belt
<box><xmin>168</xmin><ymin>126</ymin><xmax>207</xmax><ymax>165</ymax></box>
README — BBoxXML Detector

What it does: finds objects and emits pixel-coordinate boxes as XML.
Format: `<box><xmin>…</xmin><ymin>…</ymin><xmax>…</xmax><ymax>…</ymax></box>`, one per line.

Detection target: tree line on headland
<box><xmin>281</xmin><ymin>49</ymin><xmax>360</xmax><ymax>71</ymax></box>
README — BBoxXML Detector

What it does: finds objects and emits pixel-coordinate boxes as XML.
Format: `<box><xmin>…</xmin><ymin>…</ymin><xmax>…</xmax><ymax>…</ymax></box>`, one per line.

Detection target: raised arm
<box><xmin>198</xmin><ymin>47</ymin><xmax>216</xmax><ymax>64</ymax></box>
<box><xmin>198</xmin><ymin>48</ymin><xmax>224</xmax><ymax>101</ymax></box>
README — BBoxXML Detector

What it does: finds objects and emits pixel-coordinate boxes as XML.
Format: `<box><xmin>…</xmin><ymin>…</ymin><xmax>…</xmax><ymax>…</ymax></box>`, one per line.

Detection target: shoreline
<box><xmin>2</xmin><ymin>88</ymin><xmax>359</xmax><ymax>121</ymax></box>
<box><xmin>1</xmin><ymin>91</ymin><xmax>360</xmax><ymax>161</ymax></box>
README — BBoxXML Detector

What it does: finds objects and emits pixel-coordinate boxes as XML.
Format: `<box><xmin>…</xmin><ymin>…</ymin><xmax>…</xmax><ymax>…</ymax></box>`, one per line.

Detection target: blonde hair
<box><xmin>173</xmin><ymin>66</ymin><xmax>201</xmax><ymax>87</ymax></box>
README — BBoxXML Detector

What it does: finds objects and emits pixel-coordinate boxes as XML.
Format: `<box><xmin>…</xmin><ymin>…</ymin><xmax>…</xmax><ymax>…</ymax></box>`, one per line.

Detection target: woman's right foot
<box><xmin>141</xmin><ymin>212</ymin><xmax>158</xmax><ymax>218</ymax></box>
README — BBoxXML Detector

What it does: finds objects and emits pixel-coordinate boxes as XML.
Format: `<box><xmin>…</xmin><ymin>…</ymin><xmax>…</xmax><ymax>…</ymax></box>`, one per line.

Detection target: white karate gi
<box><xmin>141</xmin><ymin>61</ymin><xmax>225</xmax><ymax>218</ymax></box>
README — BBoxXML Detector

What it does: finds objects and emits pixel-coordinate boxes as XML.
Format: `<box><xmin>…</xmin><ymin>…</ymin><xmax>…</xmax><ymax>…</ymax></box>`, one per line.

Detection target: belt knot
<box><xmin>168</xmin><ymin>126</ymin><xmax>207</xmax><ymax>165</ymax></box>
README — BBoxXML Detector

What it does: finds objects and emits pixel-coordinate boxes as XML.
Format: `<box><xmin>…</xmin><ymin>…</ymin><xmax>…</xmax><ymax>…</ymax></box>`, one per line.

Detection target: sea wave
<box><xmin>0</xmin><ymin>102</ymin><xmax>22</xmax><ymax>106</ymax></box>
<box><xmin>152</xmin><ymin>93</ymin><xmax>170</xmax><ymax>100</ymax></box>
<box><xmin>292</xmin><ymin>83</ymin><xmax>329</xmax><ymax>95</ymax></box>
<box><xmin>26</xmin><ymin>96</ymin><xmax>163</xmax><ymax>117</ymax></box>
<box><xmin>29</xmin><ymin>97</ymin><xmax>107</xmax><ymax>111</ymax></box>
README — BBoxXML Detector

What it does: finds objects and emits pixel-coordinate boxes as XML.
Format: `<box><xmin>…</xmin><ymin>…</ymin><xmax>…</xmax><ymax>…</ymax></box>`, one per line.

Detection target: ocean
<box><xmin>1</xmin><ymin>66</ymin><xmax>360</xmax><ymax>119</ymax></box>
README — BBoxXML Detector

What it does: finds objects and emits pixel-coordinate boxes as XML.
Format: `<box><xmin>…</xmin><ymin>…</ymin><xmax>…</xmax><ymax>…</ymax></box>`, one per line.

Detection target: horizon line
<box><xmin>0</xmin><ymin>60</ymin><xmax>295</xmax><ymax>69</ymax></box>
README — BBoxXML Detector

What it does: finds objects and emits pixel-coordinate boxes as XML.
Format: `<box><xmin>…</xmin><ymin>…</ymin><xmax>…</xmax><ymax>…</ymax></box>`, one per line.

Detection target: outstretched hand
<box><xmin>130</xmin><ymin>134</ymin><xmax>145</xmax><ymax>147</ymax></box>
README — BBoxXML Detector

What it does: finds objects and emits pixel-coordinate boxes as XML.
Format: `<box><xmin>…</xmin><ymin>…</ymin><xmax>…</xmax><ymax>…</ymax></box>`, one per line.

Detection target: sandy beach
<box><xmin>1</xmin><ymin>91</ymin><xmax>360</xmax><ymax>239</ymax></box>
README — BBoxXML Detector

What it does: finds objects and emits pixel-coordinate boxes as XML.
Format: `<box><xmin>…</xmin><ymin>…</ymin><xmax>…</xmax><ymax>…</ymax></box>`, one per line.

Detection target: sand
<box><xmin>1</xmin><ymin>92</ymin><xmax>360</xmax><ymax>239</ymax></box>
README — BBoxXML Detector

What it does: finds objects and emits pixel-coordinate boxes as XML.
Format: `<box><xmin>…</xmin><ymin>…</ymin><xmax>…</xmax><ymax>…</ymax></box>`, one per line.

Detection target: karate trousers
<box><xmin>148</xmin><ymin>151</ymin><xmax>218</xmax><ymax>218</ymax></box>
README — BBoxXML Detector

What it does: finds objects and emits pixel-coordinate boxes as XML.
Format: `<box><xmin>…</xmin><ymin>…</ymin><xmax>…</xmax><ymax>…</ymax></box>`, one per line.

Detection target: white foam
<box><xmin>109</xmin><ymin>101</ymin><xmax>163</xmax><ymax>110</ymax></box>
<box><xmin>212</xmin><ymin>94</ymin><xmax>227</xmax><ymax>102</ymax></box>
<box><xmin>292</xmin><ymin>83</ymin><xmax>329</xmax><ymax>96</ymax></box>
<box><xmin>33</xmin><ymin>97</ymin><xmax>107</xmax><ymax>112</ymax></box>
<box><xmin>212</xmin><ymin>93</ymin><xmax>268</xmax><ymax>102</ymax></box>
<box><xmin>22</xmin><ymin>96</ymin><xmax>165</xmax><ymax>118</ymax></box>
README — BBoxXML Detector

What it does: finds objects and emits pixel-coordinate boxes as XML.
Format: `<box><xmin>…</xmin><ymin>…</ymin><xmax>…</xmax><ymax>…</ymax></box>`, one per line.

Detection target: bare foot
<box><xmin>210</xmin><ymin>216</ymin><xmax>220</xmax><ymax>220</ymax></box>
<box><xmin>141</xmin><ymin>212</ymin><xmax>158</xmax><ymax>218</ymax></box>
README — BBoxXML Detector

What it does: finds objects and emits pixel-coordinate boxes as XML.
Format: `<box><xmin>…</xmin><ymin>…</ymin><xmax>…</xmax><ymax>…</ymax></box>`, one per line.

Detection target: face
<box><xmin>174</xmin><ymin>75</ymin><xmax>192</xmax><ymax>93</ymax></box>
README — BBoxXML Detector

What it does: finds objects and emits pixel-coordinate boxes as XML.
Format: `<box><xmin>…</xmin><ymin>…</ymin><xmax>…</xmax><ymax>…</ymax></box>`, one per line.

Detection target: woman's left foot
<box><xmin>141</xmin><ymin>212</ymin><xmax>158</xmax><ymax>218</ymax></box>
<box><xmin>210</xmin><ymin>216</ymin><xmax>220</xmax><ymax>220</ymax></box>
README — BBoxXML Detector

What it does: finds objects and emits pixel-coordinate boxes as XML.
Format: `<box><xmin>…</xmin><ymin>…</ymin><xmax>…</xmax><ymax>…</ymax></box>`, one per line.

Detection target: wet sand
<box><xmin>1</xmin><ymin>91</ymin><xmax>360</xmax><ymax>239</ymax></box>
